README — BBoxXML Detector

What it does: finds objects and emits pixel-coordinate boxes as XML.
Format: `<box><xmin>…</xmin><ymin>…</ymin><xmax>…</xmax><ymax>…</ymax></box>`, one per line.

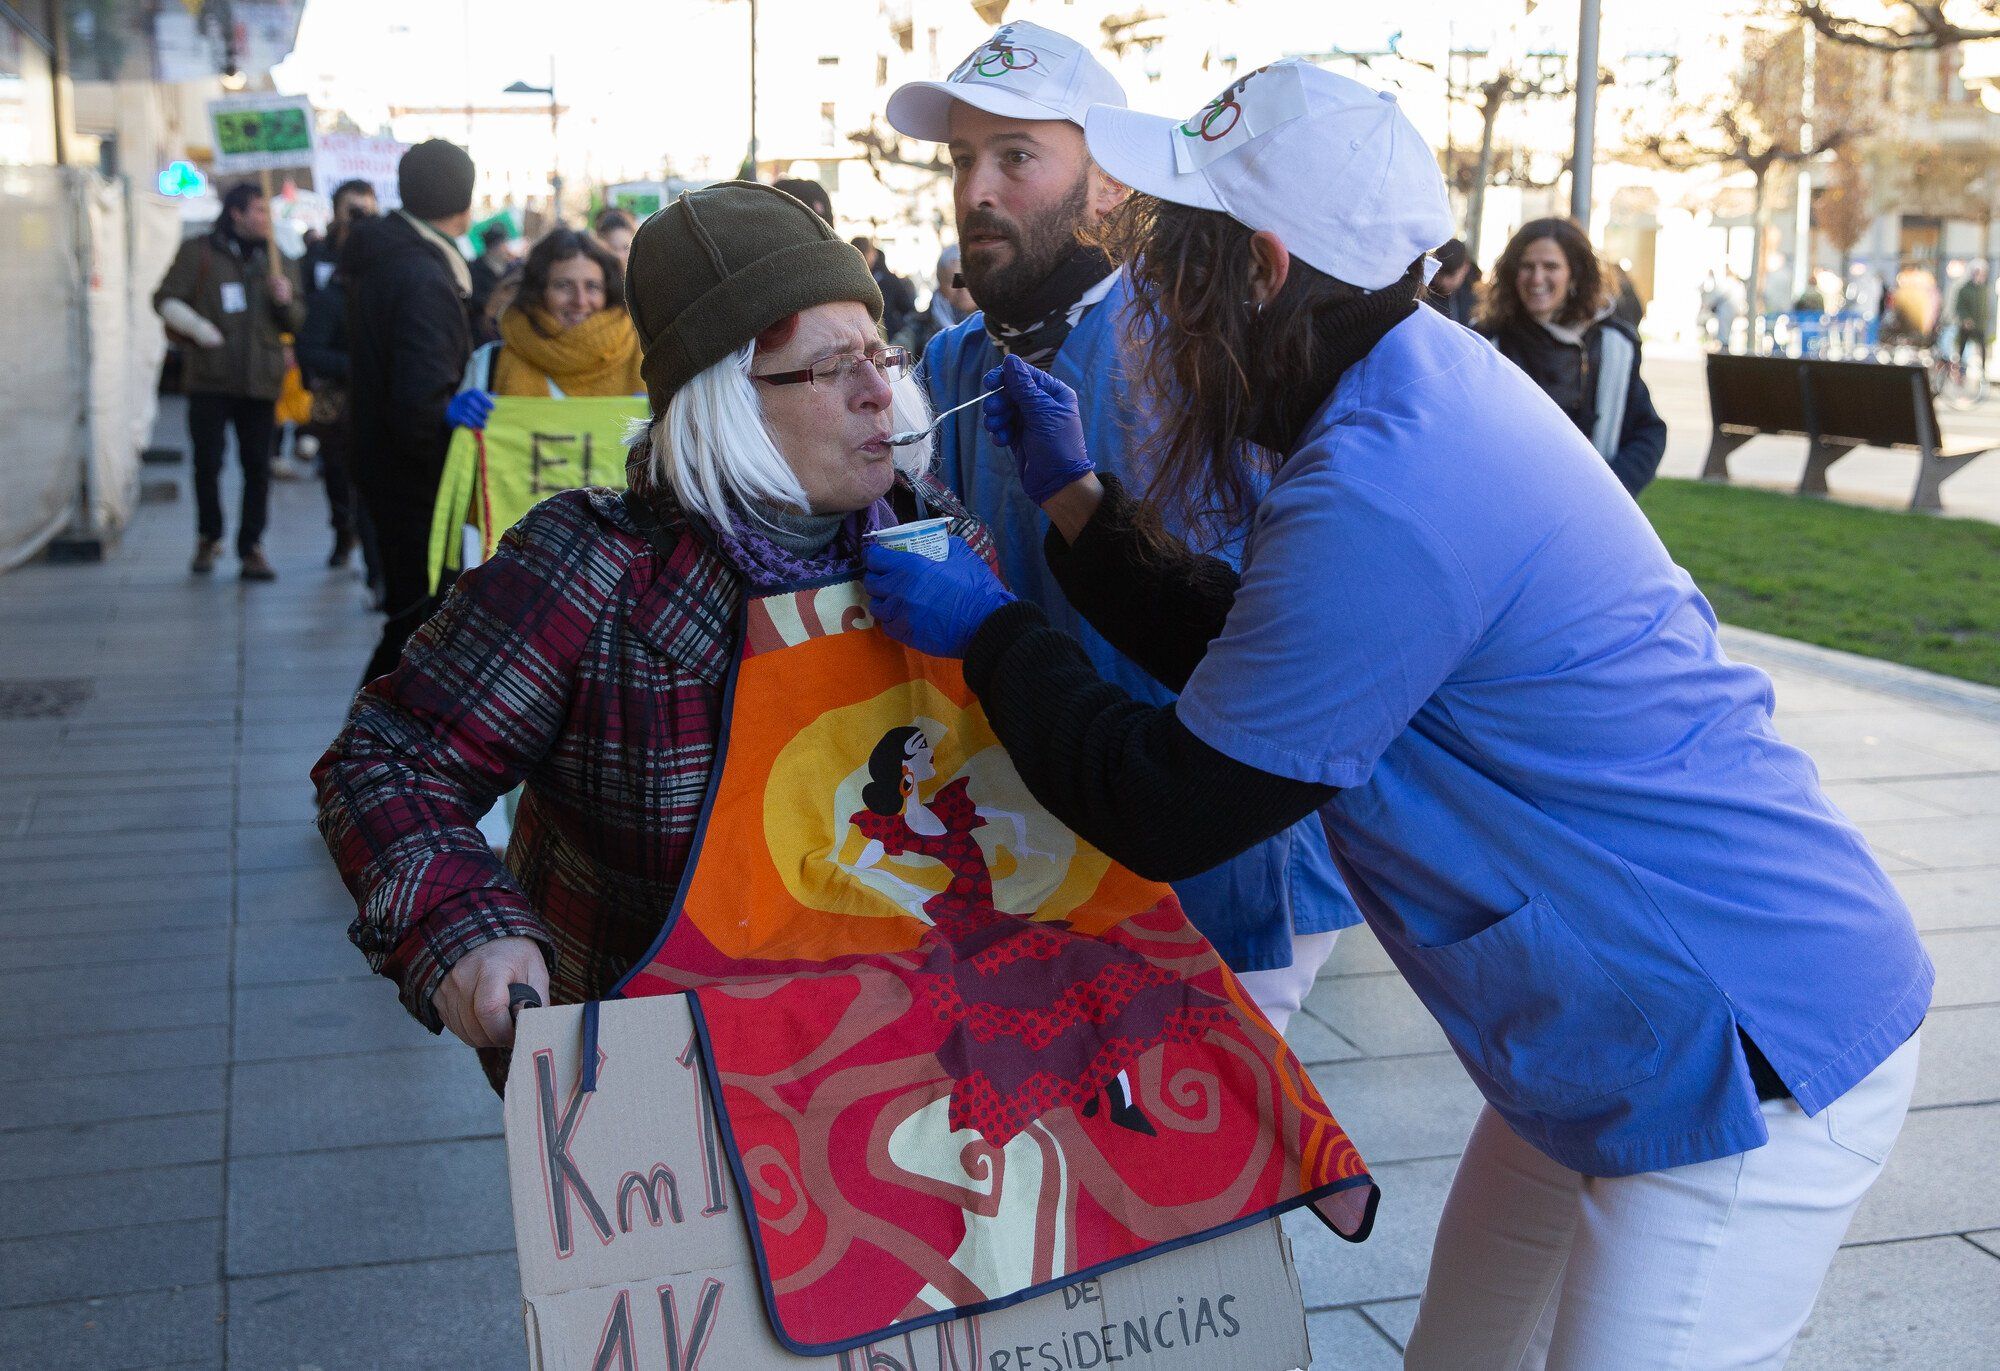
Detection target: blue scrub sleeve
<box><xmin>1176</xmin><ymin>467</ymin><xmax>1483</xmax><ymax>788</ymax></box>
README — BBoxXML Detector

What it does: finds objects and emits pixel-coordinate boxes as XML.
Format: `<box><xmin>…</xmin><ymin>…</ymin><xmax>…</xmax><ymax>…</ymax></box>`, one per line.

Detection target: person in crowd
<box><xmin>1713</xmin><ymin>268</ymin><xmax>1747</xmax><ymax>351</ymax></box>
<box><xmin>153</xmin><ymin>181</ymin><xmax>305</xmax><ymax>580</ymax></box>
<box><xmin>1610</xmin><ymin>257</ymin><xmax>1646</xmax><ymax>328</ymax></box>
<box><xmin>1423</xmin><ymin>237</ymin><xmax>1479</xmax><ymax>325</ymax></box>
<box><xmin>1882</xmin><ymin>262</ymin><xmax>1940</xmax><ymax>350</ymax></box>
<box><xmin>910</xmin><ymin>243</ymin><xmax>975</xmax><ymax>354</ymax></box>
<box><xmin>303</xmin><ymin>179</ymin><xmax>377</xmax><ymax>293</ymax></box>
<box><xmin>592</xmin><ymin>205</ymin><xmax>637</xmax><ymax>268</ymax></box>
<box><xmin>341</xmin><ymin>138</ymin><xmax>478</xmax><ymax>685</ymax></box>
<box><xmin>884</xmin><ymin>23</ymin><xmax>1359</xmax><ymax>1032</ymax></box>
<box><xmin>860</xmin><ymin>61</ymin><xmax>1929</xmax><ymax>1370</ymax></box>
<box><xmin>297</xmin><ymin>179</ymin><xmax>380</xmax><ymax>581</ymax></box>
<box><xmin>851</xmin><ymin>234</ymin><xmax>919</xmax><ymax>346</ymax></box>
<box><xmin>444</xmin><ymin>228</ymin><xmax>641</xmax><ymax>430</ymax></box>
<box><xmin>1846</xmin><ymin>263</ymin><xmax>1882</xmax><ymax>322</ymax></box>
<box><xmin>772</xmin><ymin>175</ymin><xmax>833</xmax><ymax>225</ymax></box>
<box><xmin>314</xmin><ymin>182</ymin><xmax>971</xmax><ymax>1081</ymax></box>
<box><xmin>1954</xmin><ymin>260</ymin><xmax>1990</xmax><ymax>375</ymax></box>
<box><xmin>1476</xmin><ymin>217</ymin><xmax>1666</xmax><ymax>497</ymax></box>
<box><xmin>468</xmin><ymin>222</ymin><xmax>515</xmax><ymax>336</ymax></box>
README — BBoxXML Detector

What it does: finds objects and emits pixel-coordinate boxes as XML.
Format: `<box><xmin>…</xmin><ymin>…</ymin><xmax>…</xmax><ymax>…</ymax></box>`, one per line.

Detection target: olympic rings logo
<box><xmin>1181</xmin><ymin>98</ymin><xmax>1241</xmax><ymax>141</ymax></box>
<box><xmin>971</xmin><ymin>44</ymin><xmax>1038</xmax><ymax>78</ymax></box>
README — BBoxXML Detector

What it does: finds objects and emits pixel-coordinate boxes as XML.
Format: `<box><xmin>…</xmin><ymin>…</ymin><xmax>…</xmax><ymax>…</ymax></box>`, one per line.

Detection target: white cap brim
<box><xmin>886</xmin><ymin>80</ymin><xmax>1083</xmax><ymax>143</ymax></box>
<box><xmin>1084</xmin><ymin>104</ymin><xmax>1224</xmax><ymax>212</ymax></box>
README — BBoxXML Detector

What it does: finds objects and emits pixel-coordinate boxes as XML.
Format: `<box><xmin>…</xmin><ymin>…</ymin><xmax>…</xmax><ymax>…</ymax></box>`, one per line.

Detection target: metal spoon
<box><xmin>885</xmin><ymin>387</ymin><xmax>1002</xmax><ymax>447</ymax></box>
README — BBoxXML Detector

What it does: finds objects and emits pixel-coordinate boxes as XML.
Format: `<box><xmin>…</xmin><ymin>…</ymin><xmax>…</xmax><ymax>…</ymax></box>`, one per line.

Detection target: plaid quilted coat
<box><xmin>312</xmin><ymin>471</ymin><xmax>991</xmax><ymax>1037</ymax></box>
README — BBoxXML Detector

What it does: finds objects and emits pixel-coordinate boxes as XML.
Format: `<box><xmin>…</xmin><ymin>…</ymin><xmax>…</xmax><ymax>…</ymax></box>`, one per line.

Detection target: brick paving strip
<box><xmin>1</xmin><ymin>413</ymin><xmax>1994</xmax><ymax>1368</ymax></box>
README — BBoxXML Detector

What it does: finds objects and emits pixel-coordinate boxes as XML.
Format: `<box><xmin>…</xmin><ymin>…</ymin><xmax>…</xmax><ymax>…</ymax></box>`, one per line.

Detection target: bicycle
<box><xmin>1925</xmin><ymin>328</ymin><xmax>1991</xmax><ymax>410</ymax></box>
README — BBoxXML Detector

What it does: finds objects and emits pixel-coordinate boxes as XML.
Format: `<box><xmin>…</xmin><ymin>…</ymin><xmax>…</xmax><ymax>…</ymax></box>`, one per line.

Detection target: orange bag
<box><xmin>275</xmin><ymin>360</ymin><xmax>312</xmax><ymax>426</ymax></box>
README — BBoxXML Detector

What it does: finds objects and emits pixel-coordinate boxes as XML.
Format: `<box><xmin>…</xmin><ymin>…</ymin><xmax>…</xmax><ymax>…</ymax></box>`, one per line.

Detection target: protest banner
<box><xmin>207</xmin><ymin>93</ymin><xmax>316</xmax><ymax>175</ymax></box>
<box><xmin>427</xmin><ymin>395</ymin><xmax>646</xmax><ymax>590</ymax></box>
<box><xmin>313</xmin><ymin>131</ymin><xmax>409</xmax><ymax>208</ymax></box>
<box><xmin>505</xmin><ymin>996</ymin><xmax>1315</xmax><ymax>1371</ymax></box>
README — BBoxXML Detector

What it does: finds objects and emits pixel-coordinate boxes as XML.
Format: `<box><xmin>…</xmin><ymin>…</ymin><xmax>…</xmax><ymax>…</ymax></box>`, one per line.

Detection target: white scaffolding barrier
<box><xmin>0</xmin><ymin>167</ymin><xmax>180</xmax><ymax>573</ymax></box>
<box><xmin>0</xmin><ymin>166</ymin><xmax>82</xmax><ymax>571</ymax></box>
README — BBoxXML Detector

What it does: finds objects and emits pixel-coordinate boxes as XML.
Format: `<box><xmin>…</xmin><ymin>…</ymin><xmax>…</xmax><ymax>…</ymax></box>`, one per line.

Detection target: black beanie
<box><xmin>627</xmin><ymin>181</ymin><xmax>882</xmax><ymax>414</ymax></box>
<box><xmin>398</xmin><ymin>139</ymin><xmax>476</xmax><ymax>221</ymax></box>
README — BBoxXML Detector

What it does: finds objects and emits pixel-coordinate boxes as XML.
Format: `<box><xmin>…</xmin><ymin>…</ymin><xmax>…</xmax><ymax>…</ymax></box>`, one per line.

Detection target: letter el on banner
<box><xmin>427</xmin><ymin>396</ymin><xmax>647</xmax><ymax>591</ymax></box>
<box><xmin>504</xmin><ymin>996</ymin><xmax>1314</xmax><ymax>1370</ymax></box>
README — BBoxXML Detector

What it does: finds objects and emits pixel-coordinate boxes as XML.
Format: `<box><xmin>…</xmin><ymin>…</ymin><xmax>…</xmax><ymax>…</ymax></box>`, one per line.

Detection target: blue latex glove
<box><xmin>980</xmin><ymin>354</ymin><xmax>1094</xmax><ymax>505</ymax></box>
<box><xmin>865</xmin><ymin>539</ymin><xmax>1016</xmax><ymax>659</ymax></box>
<box><xmin>445</xmin><ymin>388</ymin><xmax>496</xmax><ymax>430</ymax></box>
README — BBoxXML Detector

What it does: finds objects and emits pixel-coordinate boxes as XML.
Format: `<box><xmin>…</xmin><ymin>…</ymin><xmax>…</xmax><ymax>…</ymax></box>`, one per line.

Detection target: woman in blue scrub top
<box><xmin>863</xmin><ymin>61</ymin><xmax>1931</xmax><ymax>1371</ymax></box>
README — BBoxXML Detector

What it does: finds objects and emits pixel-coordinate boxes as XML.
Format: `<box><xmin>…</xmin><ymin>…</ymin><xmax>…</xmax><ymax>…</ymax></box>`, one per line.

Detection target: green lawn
<box><xmin>1638</xmin><ymin>479</ymin><xmax>2000</xmax><ymax>689</ymax></box>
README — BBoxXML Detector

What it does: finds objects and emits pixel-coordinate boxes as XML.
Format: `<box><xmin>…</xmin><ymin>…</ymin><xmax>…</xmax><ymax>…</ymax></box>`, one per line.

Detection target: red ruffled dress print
<box><xmin>850</xmin><ymin>776</ymin><xmax>1234</xmax><ymax>1144</ymax></box>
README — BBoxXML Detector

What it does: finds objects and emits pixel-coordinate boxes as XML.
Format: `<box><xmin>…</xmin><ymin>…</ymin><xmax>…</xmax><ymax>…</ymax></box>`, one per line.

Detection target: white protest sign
<box><xmin>314</xmin><ymin>131</ymin><xmax>409</xmax><ymax>209</ymax></box>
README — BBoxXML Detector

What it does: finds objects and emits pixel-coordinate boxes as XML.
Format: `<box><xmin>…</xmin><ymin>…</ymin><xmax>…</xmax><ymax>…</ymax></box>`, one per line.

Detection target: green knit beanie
<box><xmin>627</xmin><ymin>181</ymin><xmax>883</xmax><ymax>414</ymax></box>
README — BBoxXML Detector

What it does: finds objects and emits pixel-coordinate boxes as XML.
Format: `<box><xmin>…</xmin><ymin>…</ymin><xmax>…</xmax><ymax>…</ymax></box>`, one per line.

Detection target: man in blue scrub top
<box><xmin>864</xmin><ymin>60</ymin><xmax>1932</xmax><ymax>1371</ymax></box>
<box><xmin>883</xmin><ymin>23</ymin><xmax>1361</xmax><ymax>1032</ymax></box>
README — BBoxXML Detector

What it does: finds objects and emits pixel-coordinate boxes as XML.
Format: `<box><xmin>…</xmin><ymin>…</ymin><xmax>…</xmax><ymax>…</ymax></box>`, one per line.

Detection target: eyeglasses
<box><xmin>752</xmin><ymin>346</ymin><xmax>912</xmax><ymax>390</ymax></box>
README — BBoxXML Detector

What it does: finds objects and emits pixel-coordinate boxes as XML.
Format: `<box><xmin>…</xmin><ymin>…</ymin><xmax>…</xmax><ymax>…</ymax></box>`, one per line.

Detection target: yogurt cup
<box><xmin>866</xmin><ymin>516</ymin><xmax>952</xmax><ymax>562</ymax></box>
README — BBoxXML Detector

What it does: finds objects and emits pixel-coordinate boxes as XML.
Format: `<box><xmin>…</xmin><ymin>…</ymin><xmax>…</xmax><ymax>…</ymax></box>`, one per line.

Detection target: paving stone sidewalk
<box><xmin>1</xmin><ymin>438</ymin><xmax>1995</xmax><ymax>1369</ymax></box>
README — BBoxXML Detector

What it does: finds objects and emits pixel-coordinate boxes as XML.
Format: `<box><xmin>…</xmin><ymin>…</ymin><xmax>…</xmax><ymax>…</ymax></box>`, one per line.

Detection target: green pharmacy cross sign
<box><xmin>157</xmin><ymin>160</ymin><xmax>209</xmax><ymax>199</ymax></box>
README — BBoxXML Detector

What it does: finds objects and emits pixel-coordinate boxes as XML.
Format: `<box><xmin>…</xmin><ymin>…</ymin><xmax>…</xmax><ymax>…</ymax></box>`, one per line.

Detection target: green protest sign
<box><xmin>207</xmin><ymin>94</ymin><xmax>316</xmax><ymax>173</ymax></box>
<box><xmin>428</xmin><ymin>396</ymin><xmax>647</xmax><ymax>591</ymax></box>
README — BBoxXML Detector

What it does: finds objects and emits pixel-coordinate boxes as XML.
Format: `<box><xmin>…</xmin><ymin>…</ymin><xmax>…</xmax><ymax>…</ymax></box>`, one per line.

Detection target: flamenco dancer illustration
<box><xmin>848</xmin><ymin>725</ymin><xmax>1235</xmax><ymax>1143</ymax></box>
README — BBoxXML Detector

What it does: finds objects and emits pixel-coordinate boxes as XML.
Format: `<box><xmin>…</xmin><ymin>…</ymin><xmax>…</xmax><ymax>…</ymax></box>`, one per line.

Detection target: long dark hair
<box><xmin>1476</xmin><ymin>217</ymin><xmax>1609</xmax><ymax>333</ymax></box>
<box><xmin>1093</xmin><ymin>194</ymin><xmax>1421</xmax><ymax>541</ymax></box>
<box><xmin>861</xmin><ymin>727</ymin><xmax>925</xmax><ymax>816</ymax></box>
<box><xmin>515</xmin><ymin>227</ymin><xmax>626</xmax><ymax>336</ymax></box>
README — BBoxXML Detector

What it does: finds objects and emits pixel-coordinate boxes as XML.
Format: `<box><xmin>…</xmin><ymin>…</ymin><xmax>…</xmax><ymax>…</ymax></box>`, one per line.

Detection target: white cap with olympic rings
<box><xmin>886</xmin><ymin>21</ymin><xmax>1126</xmax><ymax>143</ymax></box>
<box><xmin>1084</xmin><ymin>60</ymin><xmax>1453</xmax><ymax>291</ymax></box>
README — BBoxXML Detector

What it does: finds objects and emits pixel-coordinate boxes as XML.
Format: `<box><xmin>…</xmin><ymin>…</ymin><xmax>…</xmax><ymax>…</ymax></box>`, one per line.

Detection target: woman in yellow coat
<box><xmin>445</xmin><ymin>227</ymin><xmax>642</xmax><ymax>423</ymax></box>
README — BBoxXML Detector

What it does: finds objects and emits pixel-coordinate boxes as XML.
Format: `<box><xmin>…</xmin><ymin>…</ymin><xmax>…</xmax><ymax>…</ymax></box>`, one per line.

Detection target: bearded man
<box><xmin>885</xmin><ymin>24</ymin><xmax>1361</xmax><ymax>1032</ymax></box>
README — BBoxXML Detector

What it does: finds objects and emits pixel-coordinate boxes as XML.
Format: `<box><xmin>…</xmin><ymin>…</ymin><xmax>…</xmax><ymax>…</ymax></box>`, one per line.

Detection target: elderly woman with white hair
<box><xmin>313</xmin><ymin>183</ymin><xmax>990</xmax><ymax>1085</ymax></box>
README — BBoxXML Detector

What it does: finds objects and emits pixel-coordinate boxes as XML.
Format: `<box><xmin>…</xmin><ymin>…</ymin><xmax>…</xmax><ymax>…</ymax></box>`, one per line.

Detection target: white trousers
<box><xmin>1405</xmin><ymin>1032</ymin><xmax>1920</xmax><ymax>1371</ymax></box>
<box><xmin>1236</xmin><ymin>929</ymin><xmax>1340</xmax><ymax>1037</ymax></box>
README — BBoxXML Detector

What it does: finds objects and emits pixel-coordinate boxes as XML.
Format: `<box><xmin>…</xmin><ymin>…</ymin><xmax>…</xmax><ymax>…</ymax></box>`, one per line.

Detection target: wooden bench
<box><xmin>1702</xmin><ymin>353</ymin><xmax>1994</xmax><ymax>513</ymax></box>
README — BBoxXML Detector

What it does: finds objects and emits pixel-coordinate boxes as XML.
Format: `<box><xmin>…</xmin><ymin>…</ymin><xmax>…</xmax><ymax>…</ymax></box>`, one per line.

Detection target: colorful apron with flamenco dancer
<box><xmin>613</xmin><ymin>575</ymin><xmax>1378</xmax><ymax>1356</ymax></box>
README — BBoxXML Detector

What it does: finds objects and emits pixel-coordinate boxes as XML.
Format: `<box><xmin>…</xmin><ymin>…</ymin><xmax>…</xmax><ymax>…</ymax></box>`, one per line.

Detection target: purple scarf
<box><xmin>711</xmin><ymin>499</ymin><xmax>897</xmax><ymax>592</ymax></box>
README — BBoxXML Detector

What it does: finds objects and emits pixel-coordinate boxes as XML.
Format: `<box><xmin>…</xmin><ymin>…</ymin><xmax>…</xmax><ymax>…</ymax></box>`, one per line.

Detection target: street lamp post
<box><xmin>1793</xmin><ymin>21</ymin><xmax>1816</xmax><ymax>306</ymax></box>
<box><xmin>505</xmin><ymin>62</ymin><xmax>563</xmax><ymax>223</ymax></box>
<box><xmin>1569</xmin><ymin>0</ymin><xmax>1601</xmax><ymax>227</ymax></box>
<box><xmin>747</xmin><ymin>0</ymin><xmax>760</xmax><ymax>180</ymax></box>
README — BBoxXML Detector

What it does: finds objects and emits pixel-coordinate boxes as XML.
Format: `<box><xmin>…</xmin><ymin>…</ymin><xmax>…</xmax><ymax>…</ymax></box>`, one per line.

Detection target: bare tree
<box><xmin>848</xmin><ymin>121</ymin><xmax>951</xmax><ymax>184</ymax></box>
<box><xmin>1444</xmin><ymin>139</ymin><xmax>1570</xmax><ymax>201</ymax></box>
<box><xmin>1884</xmin><ymin>139</ymin><xmax>2000</xmax><ymax>267</ymax></box>
<box><xmin>1781</xmin><ymin>1</ymin><xmax>2000</xmax><ymax>50</ymax></box>
<box><xmin>1623</xmin><ymin>27</ymin><xmax>1871</xmax><ymax>340</ymax></box>
<box><xmin>1101</xmin><ymin>10</ymin><xmax>1168</xmax><ymax>60</ymax></box>
<box><xmin>1458</xmin><ymin>57</ymin><xmax>1577</xmax><ymax>261</ymax></box>
<box><xmin>1815</xmin><ymin>142</ymin><xmax>1875</xmax><ymax>272</ymax></box>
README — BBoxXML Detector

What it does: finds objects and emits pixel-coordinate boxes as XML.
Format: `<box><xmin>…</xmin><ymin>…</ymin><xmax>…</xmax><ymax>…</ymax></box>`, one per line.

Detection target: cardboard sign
<box><xmin>505</xmin><ymin>997</ymin><xmax>1314</xmax><ymax>1371</ymax></box>
<box><xmin>208</xmin><ymin>93</ymin><xmax>316</xmax><ymax>174</ymax></box>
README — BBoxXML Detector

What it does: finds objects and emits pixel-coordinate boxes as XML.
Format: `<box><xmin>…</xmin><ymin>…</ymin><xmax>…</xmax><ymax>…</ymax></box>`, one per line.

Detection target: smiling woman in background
<box><xmin>1476</xmin><ymin>217</ymin><xmax>1667</xmax><ymax>497</ymax></box>
<box><xmin>442</xmin><ymin>227</ymin><xmax>643</xmax><ymax>432</ymax></box>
